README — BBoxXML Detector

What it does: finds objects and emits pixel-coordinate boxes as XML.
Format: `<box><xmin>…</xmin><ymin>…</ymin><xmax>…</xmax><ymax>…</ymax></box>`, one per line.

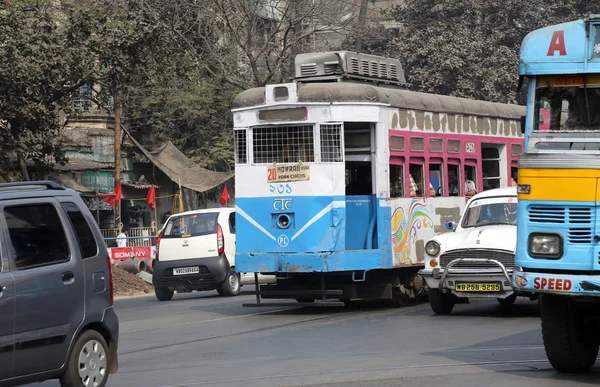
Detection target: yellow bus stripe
<box><xmin>518</xmin><ymin>169</ymin><xmax>599</xmax><ymax>202</ymax></box>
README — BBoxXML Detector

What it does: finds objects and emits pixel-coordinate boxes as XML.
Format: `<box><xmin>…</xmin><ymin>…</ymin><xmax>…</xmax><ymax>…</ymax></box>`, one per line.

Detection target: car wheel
<box><xmin>218</xmin><ymin>268</ymin><xmax>241</xmax><ymax>296</ymax></box>
<box><xmin>497</xmin><ymin>294</ymin><xmax>517</xmax><ymax>307</ymax></box>
<box><xmin>60</xmin><ymin>330</ymin><xmax>110</xmax><ymax>387</ymax></box>
<box><xmin>428</xmin><ymin>288</ymin><xmax>455</xmax><ymax>315</ymax></box>
<box><xmin>155</xmin><ymin>286</ymin><xmax>174</xmax><ymax>301</ymax></box>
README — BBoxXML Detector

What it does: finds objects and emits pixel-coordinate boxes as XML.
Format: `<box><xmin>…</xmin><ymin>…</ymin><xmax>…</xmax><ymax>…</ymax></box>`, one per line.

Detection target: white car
<box><xmin>152</xmin><ymin>208</ymin><xmax>273</xmax><ymax>301</ymax></box>
<box><xmin>419</xmin><ymin>187</ymin><xmax>536</xmax><ymax>314</ymax></box>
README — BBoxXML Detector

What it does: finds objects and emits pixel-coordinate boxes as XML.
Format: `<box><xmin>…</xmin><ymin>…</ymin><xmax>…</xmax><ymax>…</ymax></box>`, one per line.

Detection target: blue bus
<box><xmin>512</xmin><ymin>16</ymin><xmax>600</xmax><ymax>372</ymax></box>
<box><xmin>232</xmin><ymin>51</ymin><xmax>524</xmax><ymax>307</ymax></box>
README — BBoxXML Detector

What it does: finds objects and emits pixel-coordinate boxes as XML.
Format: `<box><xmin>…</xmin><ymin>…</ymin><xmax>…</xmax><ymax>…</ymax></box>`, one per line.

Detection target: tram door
<box><xmin>344</xmin><ymin>122</ymin><xmax>377</xmax><ymax>250</ymax></box>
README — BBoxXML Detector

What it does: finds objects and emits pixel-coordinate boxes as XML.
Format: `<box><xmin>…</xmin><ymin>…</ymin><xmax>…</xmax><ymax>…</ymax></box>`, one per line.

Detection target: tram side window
<box><xmin>409</xmin><ymin>164</ymin><xmax>424</xmax><ymax>197</ymax></box>
<box><xmin>390</xmin><ymin>164</ymin><xmax>404</xmax><ymax>198</ymax></box>
<box><xmin>482</xmin><ymin>148</ymin><xmax>501</xmax><ymax>190</ymax></box>
<box><xmin>448</xmin><ymin>164</ymin><xmax>460</xmax><ymax>196</ymax></box>
<box><xmin>429</xmin><ymin>164</ymin><xmax>442</xmax><ymax>196</ymax></box>
<box><xmin>464</xmin><ymin>165</ymin><xmax>478</xmax><ymax>197</ymax></box>
<box><xmin>511</xmin><ymin>167</ymin><xmax>518</xmax><ymax>186</ymax></box>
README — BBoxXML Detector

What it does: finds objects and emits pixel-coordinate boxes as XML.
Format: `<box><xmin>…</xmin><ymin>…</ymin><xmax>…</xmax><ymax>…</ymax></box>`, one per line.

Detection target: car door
<box><xmin>0</xmin><ymin>226</ymin><xmax>15</xmax><ymax>380</ymax></box>
<box><xmin>3</xmin><ymin>199</ymin><xmax>85</xmax><ymax>375</ymax></box>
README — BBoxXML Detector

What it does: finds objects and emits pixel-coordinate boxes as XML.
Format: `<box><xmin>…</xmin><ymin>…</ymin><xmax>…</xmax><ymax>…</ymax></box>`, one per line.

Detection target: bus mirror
<box><xmin>520</xmin><ymin>115</ymin><xmax>526</xmax><ymax>134</ymax></box>
<box><xmin>445</xmin><ymin>221</ymin><xmax>456</xmax><ymax>231</ymax></box>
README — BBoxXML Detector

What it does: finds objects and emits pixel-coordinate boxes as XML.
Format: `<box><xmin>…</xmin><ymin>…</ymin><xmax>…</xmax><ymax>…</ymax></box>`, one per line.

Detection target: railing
<box><xmin>102</xmin><ymin>227</ymin><xmax>157</xmax><ymax>247</ymax></box>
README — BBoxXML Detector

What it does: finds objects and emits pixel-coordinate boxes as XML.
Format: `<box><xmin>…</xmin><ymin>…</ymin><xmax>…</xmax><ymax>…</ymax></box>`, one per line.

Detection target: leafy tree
<box><xmin>389</xmin><ymin>0</ymin><xmax>597</xmax><ymax>104</ymax></box>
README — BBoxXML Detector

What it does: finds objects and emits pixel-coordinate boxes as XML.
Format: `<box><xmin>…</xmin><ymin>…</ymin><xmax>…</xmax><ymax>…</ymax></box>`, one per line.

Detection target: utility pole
<box><xmin>355</xmin><ymin>0</ymin><xmax>368</xmax><ymax>52</ymax></box>
<box><xmin>114</xmin><ymin>93</ymin><xmax>122</xmax><ymax>230</ymax></box>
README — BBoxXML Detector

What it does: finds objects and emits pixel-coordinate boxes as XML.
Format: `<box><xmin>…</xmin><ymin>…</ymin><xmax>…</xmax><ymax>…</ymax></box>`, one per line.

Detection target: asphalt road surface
<box><xmin>28</xmin><ymin>290</ymin><xmax>600</xmax><ymax>387</ymax></box>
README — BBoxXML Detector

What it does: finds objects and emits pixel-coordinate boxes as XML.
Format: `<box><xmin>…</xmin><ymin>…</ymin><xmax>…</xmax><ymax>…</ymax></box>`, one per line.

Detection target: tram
<box><xmin>232</xmin><ymin>51</ymin><xmax>525</xmax><ymax>306</ymax></box>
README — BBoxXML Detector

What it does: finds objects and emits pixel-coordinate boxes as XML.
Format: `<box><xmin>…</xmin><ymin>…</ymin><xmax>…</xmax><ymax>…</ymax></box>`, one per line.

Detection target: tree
<box><xmin>389</xmin><ymin>0</ymin><xmax>597</xmax><ymax>104</ymax></box>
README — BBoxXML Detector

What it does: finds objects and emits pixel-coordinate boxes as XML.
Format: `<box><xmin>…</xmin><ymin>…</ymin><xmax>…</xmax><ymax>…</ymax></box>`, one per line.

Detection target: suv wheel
<box><xmin>155</xmin><ymin>286</ymin><xmax>174</xmax><ymax>301</ymax></box>
<box><xmin>218</xmin><ymin>268</ymin><xmax>241</xmax><ymax>296</ymax></box>
<box><xmin>60</xmin><ymin>330</ymin><xmax>109</xmax><ymax>387</ymax></box>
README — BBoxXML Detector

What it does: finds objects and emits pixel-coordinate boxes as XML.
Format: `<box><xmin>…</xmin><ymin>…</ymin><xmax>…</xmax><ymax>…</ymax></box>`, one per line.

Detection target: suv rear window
<box><xmin>4</xmin><ymin>204</ymin><xmax>70</xmax><ymax>269</ymax></box>
<box><xmin>162</xmin><ymin>213</ymin><xmax>219</xmax><ymax>238</ymax></box>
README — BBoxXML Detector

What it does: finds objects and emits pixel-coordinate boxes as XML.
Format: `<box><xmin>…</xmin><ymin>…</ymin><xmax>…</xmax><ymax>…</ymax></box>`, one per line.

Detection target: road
<box><xmin>29</xmin><ymin>290</ymin><xmax>600</xmax><ymax>387</ymax></box>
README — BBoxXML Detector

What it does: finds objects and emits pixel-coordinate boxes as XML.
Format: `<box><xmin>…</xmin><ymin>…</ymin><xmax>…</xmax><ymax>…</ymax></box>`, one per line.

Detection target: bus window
<box><xmin>448</xmin><ymin>164</ymin><xmax>460</xmax><ymax>196</ymax></box>
<box><xmin>429</xmin><ymin>163</ymin><xmax>442</xmax><ymax>196</ymax></box>
<box><xmin>390</xmin><ymin>164</ymin><xmax>404</xmax><ymax>198</ymax></box>
<box><xmin>464</xmin><ymin>165</ymin><xmax>478</xmax><ymax>196</ymax></box>
<box><xmin>409</xmin><ymin>164</ymin><xmax>424</xmax><ymax>197</ymax></box>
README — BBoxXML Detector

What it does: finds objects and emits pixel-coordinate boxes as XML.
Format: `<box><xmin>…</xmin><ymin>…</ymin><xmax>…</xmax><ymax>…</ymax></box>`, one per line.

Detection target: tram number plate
<box><xmin>173</xmin><ymin>267</ymin><xmax>200</xmax><ymax>276</ymax></box>
<box><xmin>455</xmin><ymin>283</ymin><xmax>501</xmax><ymax>292</ymax></box>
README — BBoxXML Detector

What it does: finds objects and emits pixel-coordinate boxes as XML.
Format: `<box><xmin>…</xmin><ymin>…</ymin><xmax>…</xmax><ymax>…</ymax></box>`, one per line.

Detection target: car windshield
<box><xmin>461</xmin><ymin>197</ymin><xmax>517</xmax><ymax>228</ymax></box>
<box><xmin>162</xmin><ymin>212</ymin><xmax>218</xmax><ymax>238</ymax></box>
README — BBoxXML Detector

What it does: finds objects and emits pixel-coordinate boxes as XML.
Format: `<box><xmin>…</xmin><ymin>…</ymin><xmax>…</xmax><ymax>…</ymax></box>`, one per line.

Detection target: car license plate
<box><xmin>455</xmin><ymin>283</ymin><xmax>501</xmax><ymax>292</ymax></box>
<box><xmin>173</xmin><ymin>267</ymin><xmax>200</xmax><ymax>276</ymax></box>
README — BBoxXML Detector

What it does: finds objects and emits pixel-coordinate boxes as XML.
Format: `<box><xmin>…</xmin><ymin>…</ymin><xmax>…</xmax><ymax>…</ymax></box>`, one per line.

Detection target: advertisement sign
<box><xmin>110</xmin><ymin>246</ymin><xmax>154</xmax><ymax>261</ymax></box>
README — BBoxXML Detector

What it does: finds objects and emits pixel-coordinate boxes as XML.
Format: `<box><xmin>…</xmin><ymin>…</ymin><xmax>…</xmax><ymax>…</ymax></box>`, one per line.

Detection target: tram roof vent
<box><xmin>294</xmin><ymin>51</ymin><xmax>409</xmax><ymax>88</ymax></box>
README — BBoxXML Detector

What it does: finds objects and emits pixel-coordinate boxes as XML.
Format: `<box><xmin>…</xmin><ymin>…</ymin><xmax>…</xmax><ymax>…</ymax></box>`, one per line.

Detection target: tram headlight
<box><xmin>425</xmin><ymin>240</ymin><xmax>441</xmax><ymax>257</ymax></box>
<box><xmin>277</xmin><ymin>214</ymin><xmax>291</xmax><ymax>229</ymax></box>
<box><xmin>528</xmin><ymin>233</ymin><xmax>563</xmax><ymax>259</ymax></box>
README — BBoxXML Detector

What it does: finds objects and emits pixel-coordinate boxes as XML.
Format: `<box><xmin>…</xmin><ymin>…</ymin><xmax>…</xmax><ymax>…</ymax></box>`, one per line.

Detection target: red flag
<box><xmin>219</xmin><ymin>185</ymin><xmax>230</xmax><ymax>206</ymax></box>
<box><xmin>105</xmin><ymin>182</ymin><xmax>122</xmax><ymax>208</ymax></box>
<box><xmin>147</xmin><ymin>184</ymin><xmax>156</xmax><ymax>209</ymax></box>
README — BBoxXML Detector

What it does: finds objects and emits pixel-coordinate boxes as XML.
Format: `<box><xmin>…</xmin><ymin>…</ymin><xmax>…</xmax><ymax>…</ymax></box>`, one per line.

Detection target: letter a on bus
<box><xmin>547</xmin><ymin>30</ymin><xmax>567</xmax><ymax>56</ymax></box>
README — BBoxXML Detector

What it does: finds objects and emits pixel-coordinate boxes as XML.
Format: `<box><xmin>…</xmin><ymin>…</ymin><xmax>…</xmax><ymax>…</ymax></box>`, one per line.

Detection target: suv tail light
<box><xmin>106</xmin><ymin>254</ymin><xmax>114</xmax><ymax>306</ymax></box>
<box><xmin>217</xmin><ymin>224</ymin><xmax>224</xmax><ymax>255</ymax></box>
<box><xmin>155</xmin><ymin>234</ymin><xmax>162</xmax><ymax>261</ymax></box>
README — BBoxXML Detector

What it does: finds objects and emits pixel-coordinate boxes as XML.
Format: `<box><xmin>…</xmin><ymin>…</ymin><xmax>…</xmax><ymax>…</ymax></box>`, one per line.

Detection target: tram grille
<box><xmin>252</xmin><ymin>125</ymin><xmax>314</xmax><ymax>164</ymax></box>
<box><xmin>440</xmin><ymin>250</ymin><xmax>515</xmax><ymax>269</ymax></box>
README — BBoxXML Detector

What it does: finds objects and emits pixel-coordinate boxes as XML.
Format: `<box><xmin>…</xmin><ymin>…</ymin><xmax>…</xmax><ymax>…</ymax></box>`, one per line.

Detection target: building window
<box><xmin>73</xmin><ymin>85</ymin><xmax>92</xmax><ymax>113</ymax></box>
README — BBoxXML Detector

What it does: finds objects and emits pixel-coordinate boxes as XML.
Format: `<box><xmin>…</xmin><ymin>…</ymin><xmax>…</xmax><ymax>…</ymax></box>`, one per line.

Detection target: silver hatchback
<box><xmin>0</xmin><ymin>181</ymin><xmax>118</xmax><ymax>387</ymax></box>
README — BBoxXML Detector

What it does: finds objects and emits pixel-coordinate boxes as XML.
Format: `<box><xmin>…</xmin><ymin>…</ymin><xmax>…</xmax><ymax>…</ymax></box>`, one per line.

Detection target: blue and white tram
<box><xmin>232</xmin><ymin>51</ymin><xmax>525</xmax><ymax>306</ymax></box>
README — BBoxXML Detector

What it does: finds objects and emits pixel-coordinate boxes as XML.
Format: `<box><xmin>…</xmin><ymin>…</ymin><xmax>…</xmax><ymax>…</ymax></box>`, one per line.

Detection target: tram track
<box><xmin>150</xmin><ymin>358</ymin><xmax>568</xmax><ymax>387</ymax></box>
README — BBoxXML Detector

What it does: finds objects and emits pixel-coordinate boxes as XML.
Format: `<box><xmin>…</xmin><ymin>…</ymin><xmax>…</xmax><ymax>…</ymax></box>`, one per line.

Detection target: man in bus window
<box><xmin>409</xmin><ymin>174</ymin><xmax>435</xmax><ymax>197</ymax></box>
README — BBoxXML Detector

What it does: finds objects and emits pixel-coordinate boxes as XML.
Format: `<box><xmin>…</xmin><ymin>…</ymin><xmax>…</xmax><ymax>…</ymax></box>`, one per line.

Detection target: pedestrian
<box><xmin>116</xmin><ymin>228</ymin><xmax>129</xmax><ymax>248</ymax></box>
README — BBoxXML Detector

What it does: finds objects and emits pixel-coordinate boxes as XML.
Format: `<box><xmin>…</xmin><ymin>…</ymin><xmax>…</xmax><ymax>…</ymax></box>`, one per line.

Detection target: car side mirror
<box><xmin>520</xmin><ymin>115</ymin><xmax>526</xmax><ymax>134</ymax></box>
<box><xmin>445</xmin><ymin>221</ymin><xmax>456</xmax><ymax>231</ymax></box>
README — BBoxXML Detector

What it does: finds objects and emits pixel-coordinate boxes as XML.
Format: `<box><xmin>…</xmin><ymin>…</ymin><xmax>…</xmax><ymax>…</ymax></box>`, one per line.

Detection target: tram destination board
<box><xmin>267</xmin><ymin>163</ymin><xmax>310</xmax><ymax>183</ymax></box>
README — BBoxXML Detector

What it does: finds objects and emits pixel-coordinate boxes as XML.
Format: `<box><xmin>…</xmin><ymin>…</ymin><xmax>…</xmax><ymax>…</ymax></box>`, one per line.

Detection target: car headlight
<box><xmin>528</xmin><ymin>233</ymin><xmax>562</xmax><ymax>258</ymax></box>
<box><xmin>425</xmin><ymin>240</ymin><xmax>441</xmax><ymax>257</ymax></box>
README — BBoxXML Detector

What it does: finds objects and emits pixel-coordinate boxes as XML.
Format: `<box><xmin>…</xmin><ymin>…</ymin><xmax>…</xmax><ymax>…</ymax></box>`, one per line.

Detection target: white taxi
<box><xmin>420</xmin><ymin>187</ymin><xmax>536</xmax><ymax>314</ymax></box>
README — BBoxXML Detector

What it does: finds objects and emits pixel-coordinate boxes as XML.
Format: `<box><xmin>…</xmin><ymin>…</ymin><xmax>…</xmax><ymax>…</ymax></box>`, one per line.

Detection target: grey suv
<box><xmin>0</xmin><ymin>181</ymin><xmax>118</xmax><ymax>387</ymax></box>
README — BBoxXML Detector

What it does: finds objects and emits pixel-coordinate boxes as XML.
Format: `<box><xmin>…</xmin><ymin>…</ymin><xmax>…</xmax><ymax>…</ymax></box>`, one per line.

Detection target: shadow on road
<box><xmin>423</xmin><ymin>327</ymin><xmax>600</xmax><ymax>385</ymax></box>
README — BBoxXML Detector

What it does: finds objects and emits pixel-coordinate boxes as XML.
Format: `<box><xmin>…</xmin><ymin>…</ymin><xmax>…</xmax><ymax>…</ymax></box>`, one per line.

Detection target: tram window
<box><xmin>448</xmin><ymin>164</ymin><xmax>460</xmax><ymax>196</ymax></box>
<box><xmin>511</xmin><ymin>143</ymin><xmax>523</xmax><ymax>156</ymax></box>
<box><xmin>345</xmin><ymin>162</ymin><xmax>372</xmax><ymax>196</ymax></box>
<box><xmin>511</xmin><ymin>167</ymin><xmax>518</xmax><ymax>186</ymax></box>
<box><xmin>482</xmin><ymin>147</ymin><xmax>501</xmax><ymax>190</ymax></box>
<box><xmin>409</xmin><ymin>137</ymin><xmax>425</xmax><ymax>152</ymax></box>
<box><xmin>447</xmin><ymin>139</ymin><xmax>460</xmax><ymax>153</ymax></box>
<box><xmin>464</xmin><ymin>165</ymin><xmax>479</xmax><ymax>195</ymax></box>
<box><xmin>253</xmin><ymin>125</ymin><xmax>314</xmax><ymax>164</ymax></box>
<box><xmin>390</xmin><ymin>135</ymin><xmax>405</xmax><ymax>151</ymax></box>
<box><xmin>429</xmin><ymin>163</ymin><xmax>442</xmax><ymax>196</ymax></box>
<box><xmin>409</xmin><ymin>164</ymin><xmax>424</xmax><ymax>197</ymax></box>
<box><xmin>429</xmin><ymin>138</ymin><xmax>443</xmax><ymax>153</ymax></box>
<box><xmin>390</xmin><ymin>164</ymin><xmax>404</xmax><ymax>198</ymax></box>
